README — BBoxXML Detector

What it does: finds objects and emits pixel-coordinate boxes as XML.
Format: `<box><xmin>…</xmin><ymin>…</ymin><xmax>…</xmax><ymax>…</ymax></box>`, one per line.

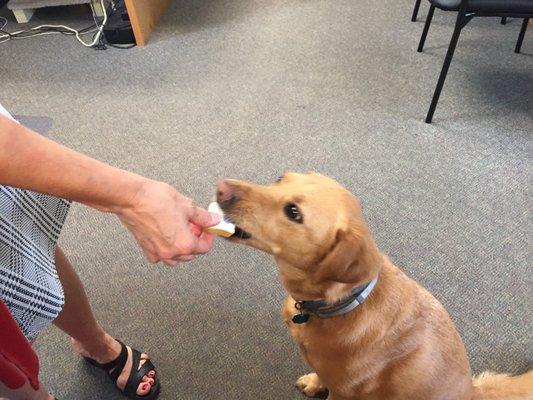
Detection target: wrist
<box><xmin>89</xmin><ymin>172</ymin><xmax>151</xmax><ymax>214</ymax></box>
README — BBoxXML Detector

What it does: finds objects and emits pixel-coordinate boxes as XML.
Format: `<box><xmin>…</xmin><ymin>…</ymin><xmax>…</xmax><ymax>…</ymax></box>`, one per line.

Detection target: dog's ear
<box><xmin>312</xmin><ymin>228</ymin><xmax>380</xmax><ymax>285</ymax></box>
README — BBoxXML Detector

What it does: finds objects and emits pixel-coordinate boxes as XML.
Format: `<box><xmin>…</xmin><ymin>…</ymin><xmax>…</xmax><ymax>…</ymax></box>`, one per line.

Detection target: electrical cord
<box><xmin>0</xmin><ymin>26</ymin><xmax>98</xmax><ymax>44</ymax></box>
<box><xmin>0</xmin><ymin>0</ymin><xmax>107</xmax><ymax>47</ymax></box>
<box><xmin>0</xmin><ymin>23</ymin><xmax>97</xmax><ymax>39</ymax></box>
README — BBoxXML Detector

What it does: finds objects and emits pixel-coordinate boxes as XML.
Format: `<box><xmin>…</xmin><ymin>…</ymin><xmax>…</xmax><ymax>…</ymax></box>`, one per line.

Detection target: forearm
<box><xmin>0</xmin><ymin>114</ymin><xmax>147</xmax><ymax>213</ymax></box>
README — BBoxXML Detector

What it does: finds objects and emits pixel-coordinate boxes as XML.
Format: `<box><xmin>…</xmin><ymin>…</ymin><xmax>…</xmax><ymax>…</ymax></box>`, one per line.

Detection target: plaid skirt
<box><xmin>0</xmin><ymin>186</ymin><xmax>70</xmax><ymax>341</ymax></box>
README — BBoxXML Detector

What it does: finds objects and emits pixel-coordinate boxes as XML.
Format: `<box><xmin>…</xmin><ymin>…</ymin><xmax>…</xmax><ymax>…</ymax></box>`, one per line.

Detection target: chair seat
<box><xmin>429</xmin><ymin>0</ymin><xmax>533</xmax><ymax>14</ymax></box>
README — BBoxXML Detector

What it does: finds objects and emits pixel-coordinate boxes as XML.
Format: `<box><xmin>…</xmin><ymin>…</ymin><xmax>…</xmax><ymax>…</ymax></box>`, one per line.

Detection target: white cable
<box><xmin>0</xmin><ymin>16</ymin><xmax>7</xmax><ymax>30</ymax></box>
<box><xmin>0</xmin><ymin>0</ymin><xmax>107</xmax><ymax>47</ymax></box>
<box><xmin>0</xmin><ymin>28</ymin><xmax>97</xmax><ymax>44</ymax></box>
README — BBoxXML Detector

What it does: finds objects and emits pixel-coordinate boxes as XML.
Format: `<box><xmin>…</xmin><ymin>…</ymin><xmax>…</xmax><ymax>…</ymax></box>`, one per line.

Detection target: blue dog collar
<box><xmin>292</xmin><ymin>276</ymin><xmax>379</xmax><ymax>324</ymax></box>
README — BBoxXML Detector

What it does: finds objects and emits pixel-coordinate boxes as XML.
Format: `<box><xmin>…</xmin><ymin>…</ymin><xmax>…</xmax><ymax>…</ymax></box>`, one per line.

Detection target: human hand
<box><xmin>116</xmin><ymin>180</ymin><xmax>221</xmax><ymax>266</ymax></box>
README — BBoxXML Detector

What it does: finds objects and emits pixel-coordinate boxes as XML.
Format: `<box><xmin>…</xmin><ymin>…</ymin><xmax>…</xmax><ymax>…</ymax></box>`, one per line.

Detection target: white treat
<box><xmin>204</xmin><ymin>202</ymin><xmax>236</xmax><ymax>237</ymax></box>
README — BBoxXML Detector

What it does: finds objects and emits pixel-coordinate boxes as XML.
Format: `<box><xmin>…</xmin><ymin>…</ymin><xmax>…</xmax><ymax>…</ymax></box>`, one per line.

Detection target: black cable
<box><xmin>106</xmin><ymin>42</ymin><xmax>135</xmax><ymax>49</ymax></box>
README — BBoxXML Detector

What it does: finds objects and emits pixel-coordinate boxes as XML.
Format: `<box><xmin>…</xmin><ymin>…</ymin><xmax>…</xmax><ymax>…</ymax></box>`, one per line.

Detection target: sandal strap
<box><xmin>137</xmin><ymin>359</ymin><xmax>155</xmax><ymax>382</ymax></box>
<box><xmin>86</xmin><ymin>339</ymin><xmax>158</xmax><ymax>399</ymax></box>
<box><xmin>84</xmin><ymin>340</ymin><xmax>128</xmax><ymax>373</ymax></box>
<box><xmin>123</xmin><ymin>349</ymin><xmax>156</xmax><ymax>397</ymax></box>
<box><xmin>108</xmin><ymin>341</ymin><xmax>129</xmax><ymax>383</ymax></box>
<box><xmin>124</xmin><ymin>348</ymin><xmax>143</xmax><ymax>396</ymax></box>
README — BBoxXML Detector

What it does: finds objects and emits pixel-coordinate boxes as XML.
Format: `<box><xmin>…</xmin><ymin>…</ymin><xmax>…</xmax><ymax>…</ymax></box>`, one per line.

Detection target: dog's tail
<box><xmin>472</xmin><ymin>370</ymin><xmax>533</xmax><ymax>400</ymax></box>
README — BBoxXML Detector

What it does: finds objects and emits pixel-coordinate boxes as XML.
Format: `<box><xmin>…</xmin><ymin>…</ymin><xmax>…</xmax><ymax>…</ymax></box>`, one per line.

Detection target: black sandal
<box><xmin>84</xmin><ymin>339</ymin><xmax>160</xmax><ymax>400</ymax></box>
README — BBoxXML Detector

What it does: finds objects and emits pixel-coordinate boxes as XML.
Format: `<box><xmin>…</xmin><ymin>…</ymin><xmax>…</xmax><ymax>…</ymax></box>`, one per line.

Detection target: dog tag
<box><xmin>292</xmin><ymin>313</ymin><xmax>310</xmax><ymax>324</ymax></box>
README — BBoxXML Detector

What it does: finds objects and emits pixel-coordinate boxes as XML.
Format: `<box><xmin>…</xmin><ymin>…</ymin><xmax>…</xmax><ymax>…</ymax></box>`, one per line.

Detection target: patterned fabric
<box><xmin>0</xmin><ymin>104</ymin><xmax>70</xmax><ymax>341</ymax></box>
<box><xmin>0</xmin><ymin>187</ymin><xmax>71</xmax><ymax>341</ymax></box>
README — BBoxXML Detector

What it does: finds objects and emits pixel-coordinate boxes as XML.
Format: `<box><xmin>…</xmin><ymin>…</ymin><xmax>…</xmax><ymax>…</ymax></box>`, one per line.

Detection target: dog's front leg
<box><xmin>296</xmin><ymin>373</ymin><xmax>328</xmax><ymax>398</ymax></box>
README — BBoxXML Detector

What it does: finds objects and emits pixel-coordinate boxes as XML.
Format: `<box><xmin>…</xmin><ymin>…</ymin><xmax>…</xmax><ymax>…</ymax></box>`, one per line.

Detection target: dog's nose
<box><xmin>216</xmin><ymin>180</ymin><xmax>238</xmax><ymax>209</ymax></box>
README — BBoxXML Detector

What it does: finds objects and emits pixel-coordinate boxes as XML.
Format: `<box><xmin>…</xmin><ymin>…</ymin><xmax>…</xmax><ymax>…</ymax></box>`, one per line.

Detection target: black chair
<box><xmin>416</xmin><ymin>0</ymin><xmax>532</xmax><ymax>123</ymax></box>
<box><xmin>413</xmin><ymin>0</ymin><xmax>509</xmax><ymax>24</ymax></box>
<box><xmin>412</xmin><ymin>0</ymin><xmax>423</xmax><ymax>21</ymax></box>
<box><xmin>412</xmin><ymin>1</ymin><xmax>517</xmax><ymax>61</ymax></box>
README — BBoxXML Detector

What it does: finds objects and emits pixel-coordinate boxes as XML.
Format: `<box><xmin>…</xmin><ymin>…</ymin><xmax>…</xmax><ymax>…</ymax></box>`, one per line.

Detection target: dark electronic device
<box><xmin>103</xmin><ymin>0</ymin><xmax>135</xmax><ymax>45</ymax></box>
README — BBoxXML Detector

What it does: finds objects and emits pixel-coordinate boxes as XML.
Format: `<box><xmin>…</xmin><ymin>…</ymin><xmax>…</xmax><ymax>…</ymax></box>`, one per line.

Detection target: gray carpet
<box><xmin>1</xmin><ymin>1</ymin><xmax>532</xmax><ymax>399</ymax></box>
<box><xmin>13</xmin><ymin>115</ymin><xmax>53</xmax><ymax>133</ymax></box>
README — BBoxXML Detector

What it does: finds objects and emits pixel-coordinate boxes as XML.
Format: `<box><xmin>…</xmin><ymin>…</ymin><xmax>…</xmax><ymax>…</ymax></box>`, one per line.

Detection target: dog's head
<box><xmin>217</xmin><ymin>172</ymin><xmax>382</xmax><ymax>301</ymax></box>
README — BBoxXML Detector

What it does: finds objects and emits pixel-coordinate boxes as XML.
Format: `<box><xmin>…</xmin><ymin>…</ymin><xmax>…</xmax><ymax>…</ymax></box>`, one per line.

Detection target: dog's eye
<box><xmin>284</xmin><ymin>203</ymin><xmax>303</xmax><ymax>223</ymax></box>
<box><xmin>276</xmin><ymin>175</ymin><xmax>283</xmax><ymax>183</ymax></box>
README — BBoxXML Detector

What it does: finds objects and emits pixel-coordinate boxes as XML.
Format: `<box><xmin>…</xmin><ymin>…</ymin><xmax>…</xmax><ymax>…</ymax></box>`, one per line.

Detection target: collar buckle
<box><xmin>293</xmin><ymin>301</ymin><xmax>310</xmax><ymax>324</ymax></box>
<box><xmin>292</xmin><ymin>311</ymin><xmax>310</xmax><ymax>324</ymax></box>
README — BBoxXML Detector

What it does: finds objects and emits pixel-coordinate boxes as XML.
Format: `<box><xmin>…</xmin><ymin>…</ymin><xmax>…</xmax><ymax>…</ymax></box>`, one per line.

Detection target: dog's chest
<box><xmin>282</xmin><ymin>297</ymin><xmax>329</xmax><ymax>354</ymax></box>
<box><xmin>282</xmin><ymin>297</ymin><xmax>307</xmax><ymax>339</ymax></box>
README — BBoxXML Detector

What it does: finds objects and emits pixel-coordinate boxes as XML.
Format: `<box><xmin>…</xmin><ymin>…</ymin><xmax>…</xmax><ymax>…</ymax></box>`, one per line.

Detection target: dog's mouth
<box><xmin>224</xmin><ymin>214</ymin><xmax>252</xmax><ymax>239</ymax></box>
<box><xmin>232</xmin><ymin>225</ymin><xmax>252</xmax><ymax>240</ymax></box>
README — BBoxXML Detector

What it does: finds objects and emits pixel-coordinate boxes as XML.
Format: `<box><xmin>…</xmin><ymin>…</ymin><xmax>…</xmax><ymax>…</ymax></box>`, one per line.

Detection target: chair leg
<box><xmin>411</xmin><ymin>0</ymin><xmax>422</xmax><ymax>22</ymax></box>
<box><xmin>501</xmin><ymin>17</ymin><xmax>507</xmax><ymax>25</ymax></box>
<box><xmin>425</xmin><ymin>11</ymin><xmax>468</xmax><ymax>123</ymax></box>
<box><xmin>515</xmin><ymin>18</ymin><xmax>529</xmax><ymax>53</ymax></box>
<box><xmin>417</xmin><ymin>5</ymin><xmax>435</xmax><ymax>52</ymax></box>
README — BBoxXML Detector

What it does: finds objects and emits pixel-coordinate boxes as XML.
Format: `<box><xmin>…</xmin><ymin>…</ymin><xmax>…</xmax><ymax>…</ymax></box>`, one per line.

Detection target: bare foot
<box><xmin>72</xmin><ymin>334</ymin><xmax>155</xmax><ymax>396</ymax></box>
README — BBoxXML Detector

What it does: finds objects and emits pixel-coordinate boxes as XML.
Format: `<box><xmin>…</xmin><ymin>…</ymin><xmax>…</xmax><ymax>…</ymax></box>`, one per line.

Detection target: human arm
<box><xmin>0</xmin><ymin>114</ymin><xmax>220</xmax><ymax>265</ymax></box>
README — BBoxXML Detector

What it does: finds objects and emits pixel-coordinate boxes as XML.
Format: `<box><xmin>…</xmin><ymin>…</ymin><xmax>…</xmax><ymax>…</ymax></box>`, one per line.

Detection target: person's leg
<box><xmin>52</xmin><ymin>246</ymin><xmax>155</xmax><ymax>396</ymax></box>
<box><xmin>0</xmin><ymin>374</ymin><xmax>52</xmax><ymax>400</ymax></box>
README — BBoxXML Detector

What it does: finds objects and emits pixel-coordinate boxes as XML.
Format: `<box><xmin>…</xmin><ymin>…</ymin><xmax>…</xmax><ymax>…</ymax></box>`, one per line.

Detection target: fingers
<box><xmin>189</xmin><ymin>223</ymin><xmax>203</xmax><ymax>237</ymax></box>
<box><xmin>131</xmin><ymin>195</ymin><xmax>220</xmax><ymax>265</ymax></box>
<box><xmin>161</xmin><ymin>256</ymin><xmax>194</xmax><ymax>266</ymax></box>
<box><xmin>173</xmin><ymin>254</ymin><xmax>196</xmax><ymax>262</ymax></box>
<box><xmin>141</xmin><ymin>246</ymin><xmax>160</xmax><ymax>264</ymax></box>
<box><xmin>160</xmin><ymin>233</ymin><xmax>215</xmax><ymax>264</ymax></box>
<box><xmin>144</xmin><ymin>231</ymin><xmax>215</xmax><ymax>265</ymax></box>
<box><xmin>161</xmin><ymin>254</ymin><xmax>196</xmax><ymax>266</ymax></box>
<box><xmin>191</xmin><ymin>232</ymin><xmax>216</xmax><ymax>255</ymax></box>
<box><xmin>169</xmin><ymin>224</ymin><xmax>216</xmax><ymax>258</ymax></box>
<box><xmin>146</xmin><ymin>253</ymin><xmax>160</xmax><ymax>264</ymax></box>
<box><xmin>189</xmin><ymin>206</ymin><xmax>221</xmax><ymax>228</ymax></box>
<box><xmin>147</xmin><ymin>239</ymin><xmax>205</xmax><ymax>265</ymax></box>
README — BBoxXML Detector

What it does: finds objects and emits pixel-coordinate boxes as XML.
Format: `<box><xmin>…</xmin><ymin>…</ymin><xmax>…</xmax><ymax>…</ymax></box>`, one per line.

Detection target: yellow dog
<box><xmin>216</xmin><ymin>172</ymin><xmax>532</xmax><ymax>400</ymax></box>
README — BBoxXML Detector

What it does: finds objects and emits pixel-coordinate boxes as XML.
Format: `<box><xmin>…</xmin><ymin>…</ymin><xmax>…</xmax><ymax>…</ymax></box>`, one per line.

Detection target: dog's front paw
<box><xmin>296</xmin><ymin>373</ymin><xmax>328</xmax><ymax>398</ymax></box>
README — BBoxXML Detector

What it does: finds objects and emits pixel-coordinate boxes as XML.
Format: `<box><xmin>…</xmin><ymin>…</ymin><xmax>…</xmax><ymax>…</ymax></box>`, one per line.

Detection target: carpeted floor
<box><xmin>1</xmin><ymin>1</ymin><xmax>532</xmax><ymax>399</ymax></box>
